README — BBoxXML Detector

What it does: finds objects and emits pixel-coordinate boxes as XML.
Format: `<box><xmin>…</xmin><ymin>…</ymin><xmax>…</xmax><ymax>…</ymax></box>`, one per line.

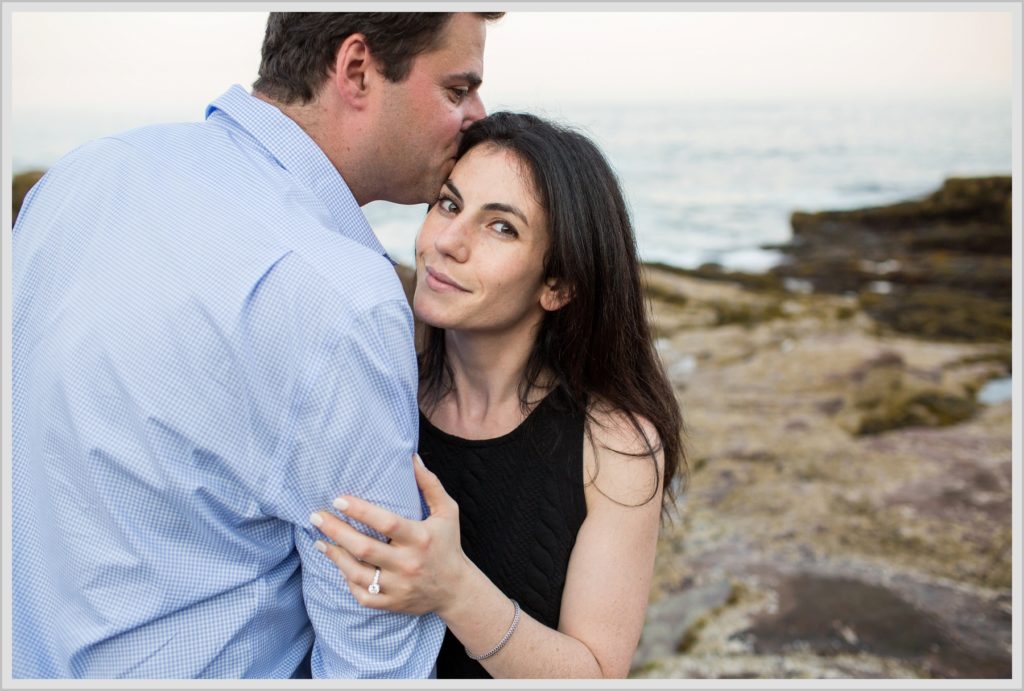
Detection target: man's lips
<box><xmin>425</xmin><ymin>266</ymin><xmax>470</xmax><ymax>292</ymax></box>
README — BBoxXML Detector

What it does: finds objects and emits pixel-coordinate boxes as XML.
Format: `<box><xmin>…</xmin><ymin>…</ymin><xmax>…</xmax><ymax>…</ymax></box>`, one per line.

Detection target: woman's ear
<box><xmin>540</xmin><ymin>278</ymin><xmax>573</xmax><ymax>312</ymax></box>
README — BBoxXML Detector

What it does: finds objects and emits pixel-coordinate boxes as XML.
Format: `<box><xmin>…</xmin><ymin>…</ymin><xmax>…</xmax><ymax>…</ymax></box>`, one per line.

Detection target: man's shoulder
<box><xmin>27</xmin><ymin>118</ymin><xmax>409</xmax><ymax>324</ymax></box>
<box><xmin>35</xmin><ymin>120</ymin><xmax>244</xmax><ymax>194</ymax></box>
<box><xmin>72</xmin><ymin>120</ymin><xmax>215</xmax><ymax>155</ymax></box>
<box><xmin>279</xmin><ymin>236</ymin><xmax>409</xmax><ymax>317</ymax></box>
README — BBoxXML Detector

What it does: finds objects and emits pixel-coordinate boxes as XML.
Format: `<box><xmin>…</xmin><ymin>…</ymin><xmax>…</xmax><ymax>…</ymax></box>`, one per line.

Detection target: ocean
<box><xmin>12</xmin><ymin>97</ymin><xmax>1012</xmax><ymax>271</ymax></box>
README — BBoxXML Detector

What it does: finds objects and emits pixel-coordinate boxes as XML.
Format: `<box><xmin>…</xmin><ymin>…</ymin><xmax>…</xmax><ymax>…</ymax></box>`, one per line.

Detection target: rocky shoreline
<box><xmin>632</xmin><ymin>176</ymin><xmax>1012</xmax><ymax>679</ymax></box>
<box><xmin>12</xmin><ymin>172</ymin><xmax>1013</xmax><ymax>679</ymax></box>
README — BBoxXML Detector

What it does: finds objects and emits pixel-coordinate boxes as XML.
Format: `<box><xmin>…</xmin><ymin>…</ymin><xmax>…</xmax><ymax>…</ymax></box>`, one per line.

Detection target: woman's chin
<box><xmin>413</xmin><ymin>301</ymin><xmax>453</xmax><ymax>330</ymax></box>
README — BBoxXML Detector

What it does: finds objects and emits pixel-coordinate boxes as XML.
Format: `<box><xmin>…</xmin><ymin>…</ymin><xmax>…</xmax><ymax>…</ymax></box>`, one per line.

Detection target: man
<box><xmin>12</xmin><ymin>12</ymin><xmax>501</xmax><ymax>678</ymax></box>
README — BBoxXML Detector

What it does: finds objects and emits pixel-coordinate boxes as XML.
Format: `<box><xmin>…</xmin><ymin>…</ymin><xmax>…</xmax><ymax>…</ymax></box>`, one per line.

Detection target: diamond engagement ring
<box><xmin>368</xmin><ymin>567</ymin><xmax>381</xmax><ymax>595</ymax></box>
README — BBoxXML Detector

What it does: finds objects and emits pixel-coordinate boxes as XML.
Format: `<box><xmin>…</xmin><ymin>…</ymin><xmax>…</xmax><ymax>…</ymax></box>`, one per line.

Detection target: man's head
<box><xmin>253</xmin><ymin>12</ymin><xmax>504</xmax><ymax>206</ymax></box>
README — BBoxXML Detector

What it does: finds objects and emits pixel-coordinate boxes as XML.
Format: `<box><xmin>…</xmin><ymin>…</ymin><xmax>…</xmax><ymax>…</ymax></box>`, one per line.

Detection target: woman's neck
<box><xmin>428</xmin><ymin>324</ymin><xmax>550</xmax><ymax>440</ymax></box>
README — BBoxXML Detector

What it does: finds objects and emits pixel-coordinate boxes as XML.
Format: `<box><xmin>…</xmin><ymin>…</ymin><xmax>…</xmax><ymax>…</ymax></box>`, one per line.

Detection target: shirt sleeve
<box><xmin>260</xmin><ymin>290</ymin><xmax>445</xmax><ymax>678</ymax></box>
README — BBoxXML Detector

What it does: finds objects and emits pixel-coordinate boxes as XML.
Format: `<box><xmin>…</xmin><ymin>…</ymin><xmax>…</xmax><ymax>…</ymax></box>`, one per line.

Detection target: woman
<box><xmin>309</xmin><ymin>112</ymin><xmax>685</xmax><ymax>678</ymax></box>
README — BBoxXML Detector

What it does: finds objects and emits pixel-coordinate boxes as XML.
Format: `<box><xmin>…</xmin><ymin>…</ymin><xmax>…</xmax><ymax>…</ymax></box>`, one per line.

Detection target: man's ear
<box><xmin>332</xmin><ymin>33</ymin><xmax>374</xmax><ymax>107</ymax></box>
<box><xmin>540</xmin><ymin>278</ymin><xmax>573</xmax><ymax>312</ymax></box>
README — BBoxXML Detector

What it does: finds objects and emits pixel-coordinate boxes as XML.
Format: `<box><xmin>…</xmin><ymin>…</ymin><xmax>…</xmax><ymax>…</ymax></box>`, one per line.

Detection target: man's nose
<box><xmin>462</xmin><ymin>92</ymin><xmax>486</xmax><ymax>130</ymax></box>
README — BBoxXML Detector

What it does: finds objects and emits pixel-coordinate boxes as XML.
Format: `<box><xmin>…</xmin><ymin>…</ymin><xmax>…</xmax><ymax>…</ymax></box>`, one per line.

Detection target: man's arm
<box><xmin>258</xmin><ymin>284</ymin><xmax>444</xmax><ymax>678</ymax></box>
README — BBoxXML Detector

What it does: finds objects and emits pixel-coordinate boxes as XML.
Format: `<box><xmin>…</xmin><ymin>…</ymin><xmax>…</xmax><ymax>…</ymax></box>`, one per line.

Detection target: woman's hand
<box><xmin>310</xmin><ymin>454</ymin><xmax>470</xmax><ymax>618</ymax></box>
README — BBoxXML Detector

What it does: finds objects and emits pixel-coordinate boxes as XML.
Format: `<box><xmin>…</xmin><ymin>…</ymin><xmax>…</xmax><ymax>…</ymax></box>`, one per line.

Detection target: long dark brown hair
<box><xmin>419</xmin><ymin>112</ymin><xmax>686</xmax><ymax>518</ymax></box>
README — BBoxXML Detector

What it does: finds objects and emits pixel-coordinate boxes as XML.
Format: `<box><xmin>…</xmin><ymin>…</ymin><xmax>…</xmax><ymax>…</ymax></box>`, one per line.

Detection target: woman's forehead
<box><xmin>452</xmin><ymin>145</ymin><xmax>541</xmax><ymax>207</ymax></box>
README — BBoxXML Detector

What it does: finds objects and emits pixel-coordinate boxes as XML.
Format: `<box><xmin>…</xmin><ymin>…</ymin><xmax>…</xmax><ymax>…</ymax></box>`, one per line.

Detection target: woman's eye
<box><xmin>437</xmin><ymin>196</ymin><xmax>459</xmax><ymax>214</ymax></box>
<box><xmin>491</xmin><ymin>220</ymin><xmax>519</xmax><ymax>239</ymax></box>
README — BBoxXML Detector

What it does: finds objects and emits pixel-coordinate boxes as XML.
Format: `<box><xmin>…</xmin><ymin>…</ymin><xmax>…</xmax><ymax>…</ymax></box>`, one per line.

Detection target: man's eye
<box><xmin>449</xmin><ymin>87</ymin><xmax>469</xmax><ymax>103</ymax></box>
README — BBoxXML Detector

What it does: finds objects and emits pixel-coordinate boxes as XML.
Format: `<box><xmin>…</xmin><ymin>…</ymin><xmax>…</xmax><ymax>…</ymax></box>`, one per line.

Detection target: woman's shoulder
<box><xmin>586</xmin><ymin>399</ymin><xmax>662</xmax><ymax>455</ymax></box>
<box><xmin>583</xmin><ymin>399</ymin><xmax>664</xmax><ymax>509</ymax></box>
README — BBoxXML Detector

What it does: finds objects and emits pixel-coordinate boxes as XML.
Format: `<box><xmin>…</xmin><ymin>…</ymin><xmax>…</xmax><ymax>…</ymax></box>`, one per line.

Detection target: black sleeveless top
<box><xmin>418</xmin><ymin>386</ymin><xmax>588</xmax><ymax>679</ymax></box>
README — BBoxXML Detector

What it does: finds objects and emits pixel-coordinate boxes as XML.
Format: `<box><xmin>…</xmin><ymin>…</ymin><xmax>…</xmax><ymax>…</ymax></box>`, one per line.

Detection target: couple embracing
<box><xmin>12</xmin><ymin>12</ymin><xmax>684</xmax><ymax>679</ymax></box>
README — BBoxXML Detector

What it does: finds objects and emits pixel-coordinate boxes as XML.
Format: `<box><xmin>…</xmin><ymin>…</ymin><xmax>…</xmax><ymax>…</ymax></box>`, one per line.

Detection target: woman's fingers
<box><xmin>310</xmin><ymin>511</ymin><xmax>390</xmax><ymax>568</ymax></box>
<box><xmin>308</xmin><ymin>457</ymin><xmax>468</xmax><ymax>617</ymax></box>
<box><xmin>313</xmin><ymin>539</ymin><xmax>386</xmax><ymax>609</ymax></box>
<box><xmin>331</xmin><ymin>494</ymin><xmax>414</xmax><ymax>543</ymax></box>
<box><xmin>413</xmin><ymin>453</ymin><xmax>455</xmax><ymax>517</ymax></box>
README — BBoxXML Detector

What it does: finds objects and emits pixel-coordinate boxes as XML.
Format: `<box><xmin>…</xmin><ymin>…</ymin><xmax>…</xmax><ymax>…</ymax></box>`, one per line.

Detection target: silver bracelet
<box><xmin>465</xmin><ymin>599</ymin><xmax>521</xmax><ymax>661</ymax></box>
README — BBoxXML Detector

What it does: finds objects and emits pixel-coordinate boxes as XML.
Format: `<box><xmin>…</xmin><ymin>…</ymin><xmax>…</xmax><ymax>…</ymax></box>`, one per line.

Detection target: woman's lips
<box><xmin>425</xmin><ymin>266</ymin><xmax>470</xmax><ymax>293</ymax></box>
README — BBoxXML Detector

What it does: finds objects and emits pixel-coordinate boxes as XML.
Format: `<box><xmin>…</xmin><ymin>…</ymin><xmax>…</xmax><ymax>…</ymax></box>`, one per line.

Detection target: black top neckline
<box><xmin>418</xmin><ymin>389</ymin><xmax>561</xmax><ymax>449</ymax></box>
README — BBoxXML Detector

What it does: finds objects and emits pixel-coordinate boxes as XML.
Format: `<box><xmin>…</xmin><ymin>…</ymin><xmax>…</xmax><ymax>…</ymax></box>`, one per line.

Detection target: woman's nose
<box><xmin>433</xmin><ymin>218</ymin><xmax>470</xmax><ymax>263</ymax></box>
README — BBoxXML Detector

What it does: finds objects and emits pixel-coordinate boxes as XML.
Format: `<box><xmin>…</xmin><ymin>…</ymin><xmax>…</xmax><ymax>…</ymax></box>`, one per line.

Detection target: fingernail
<box><xmin>309</xmin><ymin>512</ymin><xmax>323</xmax><ymax>527</ymax></box>
<box><xmin>314</xmin><ymin>540</ymin><xmax>327</xmax><ymax>553</ymax></box>
<box><xmin>332</xmin><ymin>497</ymin><xmax>349</xmax><ymax>512</ymax></box>
<box><xmin>414</xmin><ymin>453</ymin><xmax>425</xmax><ymax>467</ymax></box>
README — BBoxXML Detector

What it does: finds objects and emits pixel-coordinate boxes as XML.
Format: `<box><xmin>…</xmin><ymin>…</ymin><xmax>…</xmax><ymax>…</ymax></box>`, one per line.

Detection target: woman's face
<box><xmin>413</xmin><ymin>144</ymin><xmax>564</xmax><ymax>335</ymax></box>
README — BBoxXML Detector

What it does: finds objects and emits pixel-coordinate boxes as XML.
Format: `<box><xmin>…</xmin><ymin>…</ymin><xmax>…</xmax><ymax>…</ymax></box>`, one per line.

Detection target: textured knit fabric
<box><xmin>418</xmin><ymin>387</ymin><xmax>588</xmax><ymax>679</ymax></box>
<box><xmin>11</xmin><ymin>84</ymin><xmax>444</xmax><ymax>679</ymax></box>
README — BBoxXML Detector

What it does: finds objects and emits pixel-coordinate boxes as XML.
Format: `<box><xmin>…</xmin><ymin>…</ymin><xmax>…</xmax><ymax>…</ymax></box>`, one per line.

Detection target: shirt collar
<box><xmin>205</xmin><ymin>85</ymin><xmax>393</xmax><ymax>263</ymax></box>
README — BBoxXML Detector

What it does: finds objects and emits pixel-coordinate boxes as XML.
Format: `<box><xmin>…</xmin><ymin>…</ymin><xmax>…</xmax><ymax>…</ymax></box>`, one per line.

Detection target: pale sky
<box><xmin>9</xmin><ymin>8</ymin><xmax>1015</xmax><ymax>118</ymax></box>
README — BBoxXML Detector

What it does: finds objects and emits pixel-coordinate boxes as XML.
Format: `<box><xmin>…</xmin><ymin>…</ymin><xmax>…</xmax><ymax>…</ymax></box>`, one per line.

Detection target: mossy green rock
<box><xmin>12</xmin><ymin>170</ymin><xmax>46</xmax><ymax>226</ymax></box>
<box><xmin>776</xmin><ymin>176</ymin><xmax>1011</xmax><ymax>342</ymax></box>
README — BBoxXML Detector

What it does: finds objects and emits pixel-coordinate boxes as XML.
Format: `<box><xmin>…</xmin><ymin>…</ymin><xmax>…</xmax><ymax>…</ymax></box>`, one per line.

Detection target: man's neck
<box><xmin>252</xmin><ymin>89</ymin><xmax>373</xmax><ymax>205</ymax></box>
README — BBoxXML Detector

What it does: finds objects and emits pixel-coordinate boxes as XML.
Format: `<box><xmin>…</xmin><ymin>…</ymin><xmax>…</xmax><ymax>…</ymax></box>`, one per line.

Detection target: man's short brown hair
<box><xmin>253</xmin><ymin>12</ymin><xmax>504</xmax><ymax>105</ymax></box>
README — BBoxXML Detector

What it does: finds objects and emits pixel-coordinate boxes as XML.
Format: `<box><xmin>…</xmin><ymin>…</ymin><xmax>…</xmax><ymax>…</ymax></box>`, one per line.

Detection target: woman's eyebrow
<box><xmin>443</xmin><ymin>179</ymin><xmax>464</xmax><ymax>202</ymax></box>
<box><xmin>483</xmin><ymin>202</ymin><xmax>529</xmax><ymax>226</ymax></box>
<box><xmin>445</xmin><ymin>180</ymin><xmax>529</xmax><ymax>225</ymax></box>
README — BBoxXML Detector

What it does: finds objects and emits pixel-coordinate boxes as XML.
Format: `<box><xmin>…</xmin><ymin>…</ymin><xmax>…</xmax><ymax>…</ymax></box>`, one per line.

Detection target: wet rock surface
<box><xmin>632</xmin><ymin>580</ymin><xmax>734</xmax><ymax>671</ymax></box>
<box><xmin>739</xmin><ymin>573</ymin><xmax>1010</xmax><ymax>679</ymax></box>
<box><xmin>632</xmin><ymin>257</ymin><xmax>1011</xmax><ymax>679</ymax></box>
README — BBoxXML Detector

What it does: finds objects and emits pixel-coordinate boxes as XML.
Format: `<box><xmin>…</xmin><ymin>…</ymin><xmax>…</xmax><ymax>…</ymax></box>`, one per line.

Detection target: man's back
<box><xmin>12</xmin><ymin>88</ymin><xmax>444</xmax><ymax>677</ymax></box>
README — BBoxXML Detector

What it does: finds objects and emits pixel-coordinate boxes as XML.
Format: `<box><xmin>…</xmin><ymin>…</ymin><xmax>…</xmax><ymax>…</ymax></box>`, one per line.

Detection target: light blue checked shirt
<box><xmin>12</xmin><ymin>85</ymin><xmax>444</xmax><ymax>678</ymax></box>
